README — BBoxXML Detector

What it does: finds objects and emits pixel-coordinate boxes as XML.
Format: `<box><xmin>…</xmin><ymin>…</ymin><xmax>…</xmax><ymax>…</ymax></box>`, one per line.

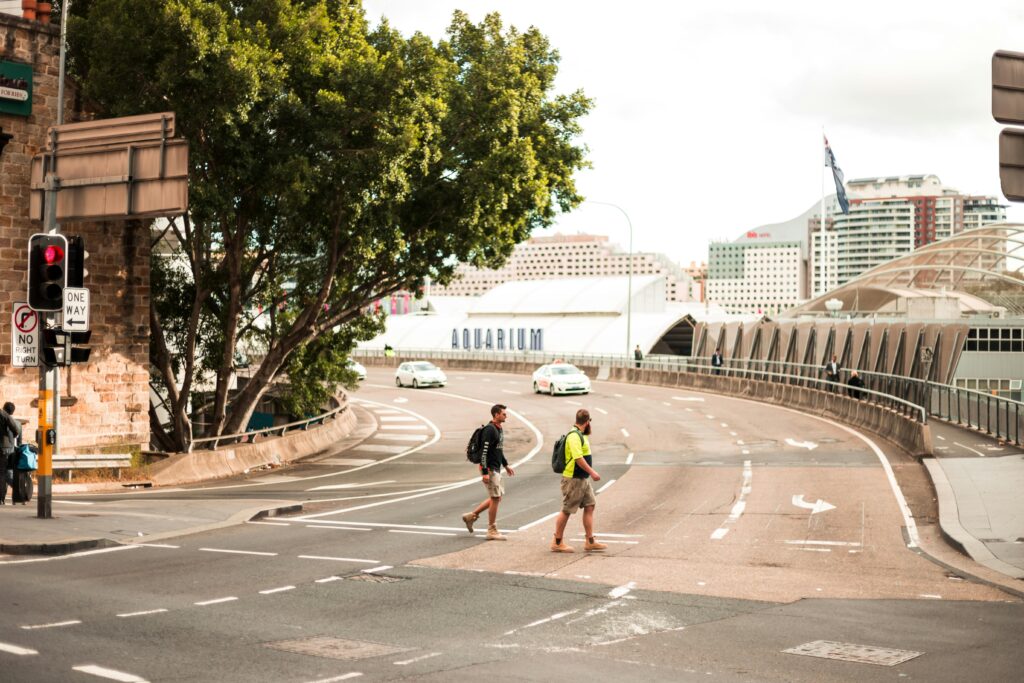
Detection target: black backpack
<box><xmin>551</xmin><ymin>428</ymin><xmax>582</xmax><ymax>474</ymax></box>
<box><xmin>466</xmin><ymin>424</ymin><xmax>487</xmax><ymax>464</ymax></box>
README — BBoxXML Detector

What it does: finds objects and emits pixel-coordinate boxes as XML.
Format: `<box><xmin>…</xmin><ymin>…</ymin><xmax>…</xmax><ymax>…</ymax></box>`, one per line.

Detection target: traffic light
<box><xmin>41</xmin><ymin>329</ymin><xmax>91</xmax><ymax>366</ymax></box>
<box><xmin>27</xmin><ymin>233</ymin><xmax>67</xmax><ymax>311</ymax></box>
<box><xmin>67</xmin><ymin>235</ymin><xmax>88</xmax><ymax>288</ymax></box>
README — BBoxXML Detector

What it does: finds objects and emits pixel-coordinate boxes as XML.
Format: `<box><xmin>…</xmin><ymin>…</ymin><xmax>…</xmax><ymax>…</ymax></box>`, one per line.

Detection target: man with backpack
<box><xmin>551</xmin><ymin>409</ymin><xmax>607</xmax><ymax>553</ymax></box>
<box><xmin>462</xmin><ymin>404</ymin><xmax>515</xmax><ymax>540</ymax></box>
<box><xmin>0</xmin><ymin>402</ymin><xmax>22</xmax><ymax>505</ymax></box>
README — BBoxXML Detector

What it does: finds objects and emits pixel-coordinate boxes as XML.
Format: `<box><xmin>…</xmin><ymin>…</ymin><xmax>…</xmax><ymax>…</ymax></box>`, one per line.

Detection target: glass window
<box><xmin>1002</xmin><ymin>328</ymin><xmax>1012</xmax><ymax>339</ymax></box>
<box><xmin>1002</xmin><ymin>340</ymin><xmax>1012</xmax><ymax>352</ymax></box>
<box><xmin>978</xmin><ymin>329</ymin><xmax>988</xmax><ymax>339</ymax></box>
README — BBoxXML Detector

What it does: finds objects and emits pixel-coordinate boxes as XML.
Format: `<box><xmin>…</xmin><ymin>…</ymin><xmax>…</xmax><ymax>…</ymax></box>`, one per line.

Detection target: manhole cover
<box><xmin>346</xmin><ymin>573</ymin><xmax>405</xmax><ymax>583</ymax></box>
<box><xmin>783</xmin><ymin>640</ymin><xmax>923</xmax><ymax>667</ymax></box>
<box><xmin>265</xmin><ymin>636</ymin><xmax>411</xmax><ymax>661</ymax></box>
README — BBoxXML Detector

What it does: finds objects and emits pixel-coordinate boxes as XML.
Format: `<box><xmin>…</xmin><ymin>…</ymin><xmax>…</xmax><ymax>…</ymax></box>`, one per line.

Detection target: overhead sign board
<box><xmin>63</xmin><ymin>287</ymin><xmax>90</xmax><ymax>332</ymax></box>
<box><xmin>999</xmin><ymin>129</ymin><xmax>1024</xmax><ymax>201</ymax></box>
<box><xmin>11</xmin><ymin>302</ymin><xmax>39</xmax><ymax>367</ymax></box>
<box><xmin>993</xmin><ymin>50</ymin><xmax>1024</xmax><ymax>125</ymax></box>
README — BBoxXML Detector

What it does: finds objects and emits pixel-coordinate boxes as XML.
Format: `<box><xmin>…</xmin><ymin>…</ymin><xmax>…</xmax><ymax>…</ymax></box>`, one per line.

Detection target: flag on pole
<box><xmin>823</xmin><ymin>135</ymin><xmax>850</xmax><ymax>214</ymax></box>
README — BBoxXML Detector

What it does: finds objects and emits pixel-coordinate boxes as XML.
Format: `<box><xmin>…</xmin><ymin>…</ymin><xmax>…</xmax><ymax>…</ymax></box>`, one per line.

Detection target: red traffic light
<box><xmin>44</xmin><ymin>244</ymin><xmax>64</xmax><ymax>264</ymax></box>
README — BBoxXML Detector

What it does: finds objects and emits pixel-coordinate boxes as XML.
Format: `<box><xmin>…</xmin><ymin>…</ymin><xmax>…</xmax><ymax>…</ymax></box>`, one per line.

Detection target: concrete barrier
<box><xmin>362</xmin><ymin>355</ymin><xmax>932</xmax><ymax>457</ymax></box>
<box><xmin>147</xmin><ymin>401</ymin><xmax>358</xmax><ymax>486</ymax></box>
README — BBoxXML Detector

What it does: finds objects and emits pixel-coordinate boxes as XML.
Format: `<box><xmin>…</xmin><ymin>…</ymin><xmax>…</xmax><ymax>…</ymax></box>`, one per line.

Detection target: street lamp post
<box><xmin>588</xmin><ymin>201</ymin><xmax>634</xmax><ymax>358</ymax></box>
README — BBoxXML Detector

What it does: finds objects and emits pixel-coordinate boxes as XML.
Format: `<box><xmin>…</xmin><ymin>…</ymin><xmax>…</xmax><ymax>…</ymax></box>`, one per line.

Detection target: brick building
<box><xmin>0</xmin><ymin>11</ymin><xmax>149</xmax><ymax>455</ymax></box>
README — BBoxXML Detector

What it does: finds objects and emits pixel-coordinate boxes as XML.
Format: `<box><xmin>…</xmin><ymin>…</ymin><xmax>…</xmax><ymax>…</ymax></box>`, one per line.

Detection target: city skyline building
<box><xmin>432</xmin><ymin>233</ymin><xmax>698</xmax><ymax>303</ymax></box>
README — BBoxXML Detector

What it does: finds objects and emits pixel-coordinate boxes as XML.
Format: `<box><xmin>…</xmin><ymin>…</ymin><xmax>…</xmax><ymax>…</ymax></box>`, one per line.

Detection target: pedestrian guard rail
<box><xmin>188</xmin><ymin>400</ymin><xmax>347</xmax><ymax>452</ymax></box>
<box><xmin>354</xmin><ymin>348</ymin><xmax>934</xmax><ymax>456</ymax></box>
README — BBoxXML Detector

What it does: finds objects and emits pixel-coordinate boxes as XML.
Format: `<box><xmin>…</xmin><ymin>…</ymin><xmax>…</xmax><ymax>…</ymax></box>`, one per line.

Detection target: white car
<box><xmin>395</xmin><ymin>361</ymin><xmax>447</xmax><ymax>388</ymax></box>
<box><xmin>347</xmin><ymin>359</ymin><xmax>367</xmax><ymax>381</ymax></box>
<box><xmin>532</xmin><ymin>363</ymin><xmax>591</xmax><ymax>395</ymax></box>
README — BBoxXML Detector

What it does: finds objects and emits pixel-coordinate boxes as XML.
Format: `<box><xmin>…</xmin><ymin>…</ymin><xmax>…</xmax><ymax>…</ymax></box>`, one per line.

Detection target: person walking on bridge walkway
<box><xmin>551</xmin><ymin>409</ymin><xmax>607</xmax><ymax>553</ymax></box>
<box><xmin>462</xmin><ymin>404</ymin><xmax>515</xmax><ymax>540</ymax></box>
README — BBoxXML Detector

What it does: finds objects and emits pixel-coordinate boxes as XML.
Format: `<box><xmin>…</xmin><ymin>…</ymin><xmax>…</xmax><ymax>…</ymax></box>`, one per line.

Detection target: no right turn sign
<box><xmin>11</xmin><ymin>302</ymin><xmax>39</xmax><ymax>368</ymax></box>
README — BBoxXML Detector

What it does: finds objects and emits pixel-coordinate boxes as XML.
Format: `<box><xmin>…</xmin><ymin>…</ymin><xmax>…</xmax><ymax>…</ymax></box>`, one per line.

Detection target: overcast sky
<box><xmin>363</xmin><ymin>0</ymin><xmax>1024</xmax><ymax>266</ymax></box>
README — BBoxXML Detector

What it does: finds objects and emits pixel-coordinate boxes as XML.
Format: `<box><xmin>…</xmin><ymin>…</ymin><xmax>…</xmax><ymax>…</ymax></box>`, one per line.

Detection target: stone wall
<box><xmin>0</xmin><ymin>14</ymin><xmax>149</xmax><ymax>453</ymax></box>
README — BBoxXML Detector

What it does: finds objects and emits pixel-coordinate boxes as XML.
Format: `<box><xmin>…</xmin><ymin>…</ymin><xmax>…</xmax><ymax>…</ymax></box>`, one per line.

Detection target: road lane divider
<box><xmin>116</xmin><ymin>609</ymin><xmax>168</xmax><ymax>618</ymax></box>
<box><xmin>0</xmin><ymin>642</ymin><xmax>38</xmax><ymax>655</ymax></box>
<box><xmin>72</xmin><ymin>664</ymin><xmax>149</xmax><ymax>682</ymax></box>
<box><xmin>298</xmin><ymin>555</ymin><xmax>379</xmax><ymax>564</ymax></box>
<box><xmin>20</xmin><ymin>620</ymin><xmax>81</xmax><ymax>630</ymax></box>
<box><xmin>194</xmin><ymin>597</ymin><xmax>238</xmax><ymax>606</ymax></box>
<box><xmin>710</xmin><ymin>460</ymin><xmax>752</xmax><ymax>541</ymax></box>
<box><xmin>199</xmin><ymin>548</ymin><xmax>278</xmax><ymax>557</ymax></box>
<box><xmin>259</xmin><ymin>586</ymin><xmax>296</xmax><ymax>595</ymax></box>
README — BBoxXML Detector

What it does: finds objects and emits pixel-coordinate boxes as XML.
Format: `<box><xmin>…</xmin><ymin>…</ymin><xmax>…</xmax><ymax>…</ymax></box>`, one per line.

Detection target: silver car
<box><xmin>395</xmin><ymin>361</ymin><xmax>447</xmax><ymax>388</ymax></box>
<box><xmin>532</xmin><ymin>363</ymin><xmax>591</xmax><ymax>395</ymax></box>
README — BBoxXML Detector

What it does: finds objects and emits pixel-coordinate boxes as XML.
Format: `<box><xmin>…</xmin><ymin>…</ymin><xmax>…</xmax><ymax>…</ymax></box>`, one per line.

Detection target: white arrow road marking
<box><xmin>791</xmin><ymin>495</ymin><xmax>836</xmax><ymax>514</ymax></box>
<box><xmin>785</xmin><ymin>438</ymin><xmax>818</xmax><ymax>450</ymax></box>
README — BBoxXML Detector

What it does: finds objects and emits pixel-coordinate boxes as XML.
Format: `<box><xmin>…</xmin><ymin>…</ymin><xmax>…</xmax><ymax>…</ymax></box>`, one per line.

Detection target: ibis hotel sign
<box><xmin>0</xmin><ymin>61</ymin><xmax>32</xmax><ymax>117</ymax></box>
<box><xmin>452</xmin><ymin>326</ymin><xmax>544</xmax><ymax>352</ymax></box>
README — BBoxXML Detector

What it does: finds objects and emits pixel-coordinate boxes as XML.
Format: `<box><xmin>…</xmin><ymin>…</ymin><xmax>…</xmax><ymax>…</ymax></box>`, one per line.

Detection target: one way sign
<box><xmin>63</xmin><ymin>287</ymin><xmax>90</xmax><ymax>332</ymax></box>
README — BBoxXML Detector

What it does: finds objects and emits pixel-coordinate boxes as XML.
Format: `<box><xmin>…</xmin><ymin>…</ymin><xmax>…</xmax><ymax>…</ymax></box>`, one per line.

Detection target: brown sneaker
<box><xmin>486</xmin><ymin>524</ymin><xmax>507</xmax><ymax>541</ymax></box>
<box><xmin>550</xmin><ymin>539</ymin><xmax>575</xmax><ymax>553</ymax></box>
<box><xmin>461</xmin><ymin>512</ymin><xmax>478</xmax><ymax>533</ymax></box>
<box><xmin>584</xmin><ymin>539</ymin><xmax>608</xmax><ymax>552</ymax></box>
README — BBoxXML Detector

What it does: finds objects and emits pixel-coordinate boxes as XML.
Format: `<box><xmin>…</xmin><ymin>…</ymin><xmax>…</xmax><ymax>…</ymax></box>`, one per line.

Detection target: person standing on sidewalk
<box><xmin>551</xmin><ymin>409</ymin><xmax>607</xmax><ymax>553</ymax></box>
<box><xmin>0</xmin><ymin>402</ymin><xmax>22</xmax><ymax>505</ymax></box>
<box><xmin>711</xmin><ymin>348</ymin><xmax>724</xmax><ymax>375</ymax></box>
<box><xmin>634</xmin><ymin>345</ymin><xmax>643</xmax><ymax>369</ymax></box>
<box><xmin>462</xmin><ymin>404</ymin><xmax>515</xmax><ymax>540</ymax></box>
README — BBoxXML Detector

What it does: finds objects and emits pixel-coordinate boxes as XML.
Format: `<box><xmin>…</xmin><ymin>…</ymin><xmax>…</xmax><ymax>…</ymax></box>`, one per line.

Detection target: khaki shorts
<box><xmin>483</xmin><ymin>471</ymin><xmax>504</xmax><ymax>498</ymax></box>
<box><xmin>560</xmin><ymin>477</ymin><xmax>596</xmax><ymax>515</ymax></box>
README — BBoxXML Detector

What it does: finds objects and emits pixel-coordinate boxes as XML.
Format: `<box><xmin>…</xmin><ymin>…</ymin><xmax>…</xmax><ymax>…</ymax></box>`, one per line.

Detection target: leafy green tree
<box><xmin>68</xmin><ymin>0</ymin><xmax>590</xmax><ymax>450</ymax></box>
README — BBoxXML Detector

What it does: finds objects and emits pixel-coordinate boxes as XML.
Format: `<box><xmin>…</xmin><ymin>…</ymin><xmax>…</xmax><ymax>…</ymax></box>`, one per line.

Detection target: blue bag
<box><xmin>17</xmin><ymin>444</ymin><xmax>37</xmax><ymax>471</ymax></box>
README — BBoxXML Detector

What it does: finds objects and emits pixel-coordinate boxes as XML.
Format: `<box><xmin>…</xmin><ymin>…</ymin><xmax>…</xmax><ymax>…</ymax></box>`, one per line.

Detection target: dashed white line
<box><xmin>394</xmin><ymin>652</ymin><xmax>442</xmax><ymax>666</ymax></box>
<box><xmin>501</xmin><ymin>389</ymin><xmax>521</xmax><ymax>395</ymax></box>
<box><xmin>389</xmin><ymin>529</ymin><xmax>457</xmax><ymax>537</ymax></box>
<box><xmin>307</xmin><ymin>480</ymin><xmax>396</xmax><ymax>491</ymax></box>
<box><xmin>305</xmin><ymin>525</ymin><xmax>373</xmax><ymax>532</ymax></box>
<box><xmin>305</xmin><ymin>673</ymin><xmax>362</xmax><ymax>683</ymax></box>
<box><xmin>199</xmin><ymin>548</ymin><xmax>277</xmax><ymax>557</ymax></box>
<box><xmin>373</xmin><ymin>434</ymin><xmax>429</xmax><ymax>442</ymax></box>
<box><xmin>710</xmin><ymin>460</ymin><xmax>752</xmax><ymax>540</ymax></box>
<box><xmin>134</xmin><ymin>543</ymin><xmax>180</xmax><ymax>548</ymax></box>
<box><xmin>625</xmin><ymin>452</ymin><xmax>634</xmax><ymax>465</ymax></box>
<box><xmin>72</xmin><ymin>665</ymin><xmax>149</xmax><ymax>682</ymax></box>
<box><xmin>730</xmin><ymin>432</ymin><xmax>738</xmax><ymax>437</ymax></box>
<box><xmin>259</xmin><ymin>586</ymin><xmax>296</xmax><ymax>595</ymax></box>
<box><xmin>194</xmin><ymin>597</ymin><xmax>238</xmax><ymax>606</ymax></box>
<box><xmin>594</xmin><ymin>407</ymin><xmax>609</xmax><ymax>415</ymax></box>
<box><xmin>361</xmin><ymin>565</ymin><xmax>393</xmax><ymax>574</ymax></box>
<box><xmin>609</xmin><ymin>582</ymin><xmax>636</xmax><ymax>598</ymax></box>
<box><xmin>298</xmin><ymin>555</ymin><xmax>380</xmax><ymax>564</ymax></box>
<box><xmin>21</xmin><ymin>620</ymin><xmax>81</xmax><ymax>630</ymax></box>
<box><xmin>380</xmin><ymin>416</ymin><xmax>418</xmax><ymax>422</ymax></box>
<box><xmin>504</xmin><ymin>610</ymin><xmax>579</xmax><ymax>635</ymax></box>
<box><xmin>247</xmin><ymin>521</ymin><xmax>290</xmax><ymax>527</ymax></box>
<box><xmin>565</xmin><ymin>400</ymin><xmax>583</xmax><ymax>406</ymax></box>
<box><xmin>936</xmin><ymin>435</ymin><xmax>946</xmax><ymax>441</ymax></box>
<box><xmin>315</xmin><ymin>576</ymin><xmax>342</xmax><ymax>583</ymax></box>
<box><xmin>784</xmin><ymin>540</ymin><xmax>862</xmax><ymax>547</ymax></box>
<box><xmin>720</xmin><ymin>423</ymin><xmax>729</xmax><ymax>428</ymax></box>
<box><xmin>116</xmin><ymin>609</ymin><xmax>168</xmax><ymax>618</ymax></box>
<box><xmin>380</xmin><ymin>424</ymin><xmax>428</xmax><ymax>430</ymax></box>
<box><xmin>0</xmin><ymin>642</ymin><xmax>38</xmax><ymax>655</ymax></box>
<box><xmin>620</xmin><ymin>428</ymin><xmax>630</xmax><ymax>438</ymax></box>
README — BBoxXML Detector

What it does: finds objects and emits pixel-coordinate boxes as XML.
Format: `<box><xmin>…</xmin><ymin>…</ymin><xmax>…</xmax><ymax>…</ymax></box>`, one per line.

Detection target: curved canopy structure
<box><xmin>785</xmin><ymin>223</ymin><xmax>1024</xmax><ymax>318</ymax></box>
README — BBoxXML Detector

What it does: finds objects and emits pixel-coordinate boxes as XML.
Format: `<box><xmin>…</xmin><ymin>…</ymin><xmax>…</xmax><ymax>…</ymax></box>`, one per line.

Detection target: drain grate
<box><xmin>265</xmin><ymin>636</ymin><xmax>411</xmax><ymax>661</ymax></box>
<box><xmin>784</xmin><ymin>640</ymin><xmax>923</xmax><ymax>667</ymax></box>
<box><xmin>346</xmin><ymin>573</ymin><xmax>405</xmax><ymax>583</ymax></box>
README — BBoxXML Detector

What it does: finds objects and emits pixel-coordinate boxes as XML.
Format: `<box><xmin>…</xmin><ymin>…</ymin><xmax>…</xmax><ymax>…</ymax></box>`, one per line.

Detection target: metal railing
<box><xmin>188</xmin><ymin>401</ymin><xmax>348</xmax><ymax>451</ymax></box>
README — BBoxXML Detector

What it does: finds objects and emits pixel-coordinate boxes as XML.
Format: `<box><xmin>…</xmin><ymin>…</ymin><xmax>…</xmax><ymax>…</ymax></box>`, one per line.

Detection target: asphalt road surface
<box><xmin>1</xmin><ymin>368</ymin><xmax>1021</xmax><ymax>682</ymax></box>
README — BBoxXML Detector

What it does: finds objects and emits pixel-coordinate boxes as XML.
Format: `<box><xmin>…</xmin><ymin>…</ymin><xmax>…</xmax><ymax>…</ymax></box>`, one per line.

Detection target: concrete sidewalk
<box><xmin>0</xmin><ymin>496</ymin><xmax>300</xmax><ymax>556</ymax></box>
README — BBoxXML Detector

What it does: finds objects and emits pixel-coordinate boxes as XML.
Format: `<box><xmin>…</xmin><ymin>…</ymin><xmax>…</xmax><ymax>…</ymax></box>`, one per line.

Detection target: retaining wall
<box><xmin>364</xmin><ymin>356</ymin><xmax>933</xmax><ymax>457</ymax></box>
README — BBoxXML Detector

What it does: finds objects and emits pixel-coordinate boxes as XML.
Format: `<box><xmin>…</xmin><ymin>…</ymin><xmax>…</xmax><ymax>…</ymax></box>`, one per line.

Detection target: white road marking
<box><xmin>134</xmin><ymin>543</ymin><xmax>180</xmax><ymax>548</ymax></box>
<box><xmin>372</xmin><ymin>434</ymin><xmax>429</xmax><ymax>442</ymax></box>
<box><xmin>707</xmin><ymin>415</ymin><xmax>715</xmax><ymax>420</ymax></box>
<box><xmin>72</xmin><ymin>665</ymin><xmax>149</xmax><ymax>682</ymax></box>
<box><xmin>919</xmin><ymin>594</ymin><xmax>943</xmax><ymax>599</ymax></box>
<box><xmin>350</xmin><ymin>444</ymin><xmax>409</xmax><ymax>454</ymax></box>
<box><xmin>565</xmin><ymin>399</ymin><xmax>582</xmax><ymax>406</ymax></box>
<box><xmin>501</xmin><ymin>389</ymin><xmax>521</xmax><ymax>395</ymax></box>
<box><xmin>518</xmin><ymin>510</ymin><xmax>560</xmax><ymax>531</ymax></box>
<box><xmin>791</xmin><ymin>495</ymin><xmax>837</xmax><ymax>515</ymax></box>
<box><xmin>594</xmin><ymin>407</ymin><xmax>609</xmax><ymax>415</ymax></box>
<box><xmin>305</xmin><ymin>673</ymin><xmax>363</xmax><ymax>683</ymax></box>
<box><xmin>378</xmin><ymin>424</ymin><xmax>425</xmax><ymax>431</ymax></box>
<box><xmin>614</xmin><ymin>393</ymin><xmax>623</xmax><ymax>398</ymax></box>
<box><xmin>372</xmin><ymin>409</ymin><xmax>401</xmax><ymax>414</ymax></box>
<box><xmin>721</xmin><ymin>423</ymin><xmax>729</xmax><ymax>428</ymax></box>
<box><xmin>0</xmin><ymin>642</ymin><xmax>38</xmax><ymax>655</ymax></box>
<box><xmin>730</xmin><ymin>432</ymin><xmax>738</xmax><ymax>437</ymax></box>
<box><xmin>785</xmin><ymin>438</ymin><xmax>818</xmax><ymax>450</ymax></box>
<box><xmin>315</xmin><ymin>576</ymin><xmax>342</xmax><ymax>583</ymax></box>
<box><xmin>596</xmin><ymin>479</ymin><xmax>617</xmax><ymax>493</ymax></box>
<box><xmin>247</xmin><ymin>521</ymin><xmax>290</xmax><ymax>527</ymax></box>
<box><xmin>199</xmin><ymin>548</ymin><xmax>277</xmax><ymax>557</ymax></box>
<box><xmin>788</xmin><ymin>547</ymin><xmax>831</xmax><ymax>553</ymax></box>
<box><xmin>784</xmin><ymin>540</ymin><xmax>861</xmax><ymax>547</ymax></box>
<box><xmin>21</xmin><ymin>620</ymin><xmax>81</xmax><ymax>630</ymax></box>
<box><xmin>570</xmin><ymin>538</ymin><xmax>638</xmax><ymax>545</ymax></box>
<box><xmin>673</xmin><ymin>396</ymin><xmax>704</xmax><ymax>402</ymax></box>
<box><xmin>309</xmin><ymin>521</ymin><xmax>500</xmax><ymax>533</ymax></box>
<box><xmin>194</xmin><ymin>597</ymin><xmax>238</xmax><ymax>606</ymax></box>
<box><xmin>389</xmin><ymin>529</ymin><xmax>457</xmax><ymax>537</ymax></box>
<box><xmin>620</xmin><ymin>428</ymin><xmax>630</xmax><ymax>438</ymax></box>
<box><xmin>392</xmin><ymin>397</ymin><xmax>408</xmax><ymax>403</ymax></box>
<box><xmin>504</xmin><ymin>570</ymin><xmax>545</xmax><ymax>576</ymax></box>
<box><xmin>380</xmin><ymin>416</ymin><xmax>418</xmax><ymax>422</ymax></box>
<box><xmin>394</xmin><ymin>652</ymin><xmax>442</xmax><ymax>666</ymax></box>
<box><xmin>936</xmin><ymin>435</ymin><xmax>945</xmax><ymax>440</ymax></box>
<box><xmin>317</xmin><ymin>457</ymin><xmax>378</xmax><ymax>466</ymax></box>
<box><xmin>307</xmin><ymin>481</ymin><xmax>396</xmax><ymax>492</ymax></box>
<box><xmin>625</xmin><ymin>452</ymin><xmax>634</xmax><ymax>465</ymax></box>
<box><xmin>711</xmin><ymin>460</ymin><xmax>752</xmax><ymax>540</ymax></box>
<box><xmin>504</xmin><ymin>610</ymin><xmax>579</xmax><ymax>635</ymax></box>
<box><xmin>259</xmin><ymin>586</ymin><xmax>296</xmax><ymax>595</ymax></box>
<box><xmin>636</xmin><ymin>397</ymin><xmax>646</xmax><ymax>401</ymax></box>
<box><xmin>609</xmin><ymin>581</ymin><xmax>636</xmax><ymax>598</ymax></box>
<box><xmin>305</xmin><ymin>525</ymin><xmax>373</xmax><ymax>531</ymax></box>
<box><xmin>117</xmin><ymin>609</ymin><xmax>168</xmax><ymax>618</ymax></box>
<box><xmin>298</xmin><ymin>555</ymin><xmax>379</xmax><ymax>564</ymax></box>
<box><xmin>736</xmin><ymin>439</ymin><xmax>745</xmax><ymax>445</ymax></box>
<box><xmin>742</xmin><ymin>449</ymin><xmax>750</xmax><ymax>455</ymax></box>
<box><xmin>0</xmin><ymin>545</ymin><xmax>138</xmax><ymax>566</ymax></box>
<box><xmin>53</xmin><ymin>500</ymin><xmax>94</xmax><ymax>505</ymax></box>
<box><xmin>362</xmin><ymin>565</ymin><xmax>393</xmax><ymax>574</ymax></box>
<box><xmin>953</xmin><ymin>441</ymin><xmax>986</xmax><ymax>457</ymax></box>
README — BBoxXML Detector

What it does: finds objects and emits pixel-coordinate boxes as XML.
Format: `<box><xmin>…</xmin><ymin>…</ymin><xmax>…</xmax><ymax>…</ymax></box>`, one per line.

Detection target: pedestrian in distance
<box><xmin>823</xmin><ymin>354</ymin><xmax>841</xmax><ymax>392</ymax></box>
<box><xmin>462</xmin><ymin>404</ymin><xmax>515</xmax><ymax>540</ymax></box>
<box><xmin>711</xmin><ymin>347</ymin><xmax>724</xmax><ymax>376</ymax></box>
<box><xmin>0</xmin><ymin>402</ymin><xmax>22</xmax><ymax>505</ymax></box>
<box><xmin>847</xmin><ymin>369</ymin><xmax>865</xmax><ymax>400</ymax></box>
<box><xmin>634</xmin><ymin>345</ymin><xmax>643</xmax><ymax>369</ymax></box>
<box><xmin>551</xmin><ymin>409</ymin><xmax>607</xmax><ymax>553</ymax></box>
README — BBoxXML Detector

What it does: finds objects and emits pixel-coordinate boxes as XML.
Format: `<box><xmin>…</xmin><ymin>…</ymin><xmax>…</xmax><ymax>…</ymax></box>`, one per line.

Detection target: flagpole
<box><xmin>820</xmin><ymin>129</ymin><xmax>826</xmax><ymax>297</ymax></box>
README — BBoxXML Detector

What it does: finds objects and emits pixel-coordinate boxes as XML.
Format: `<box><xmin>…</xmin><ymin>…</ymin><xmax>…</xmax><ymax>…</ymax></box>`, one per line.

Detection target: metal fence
<box><xmin>188</xmin><ymin>402</ymin><xmax>347</xmax><ymax>451</ymax></box>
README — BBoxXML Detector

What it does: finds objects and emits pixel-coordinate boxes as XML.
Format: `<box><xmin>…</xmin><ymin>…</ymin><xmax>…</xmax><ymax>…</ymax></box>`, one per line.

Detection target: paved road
<box><xmin>0</xmin><ymin>368</ymin><xmax>1021</xmax><ymax>682</ymax></box>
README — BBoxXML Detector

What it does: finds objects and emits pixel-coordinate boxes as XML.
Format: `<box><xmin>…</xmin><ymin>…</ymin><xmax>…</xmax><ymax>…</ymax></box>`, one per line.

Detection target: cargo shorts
<box><xmin>560</xmin><ymin>477</ymin><xmax>596</xmax><ymax>515</ymax></box>
<box><xmin>483</xmin><ymin>471</ymin><xmax>504</xmax><ymax>498</ymax></box>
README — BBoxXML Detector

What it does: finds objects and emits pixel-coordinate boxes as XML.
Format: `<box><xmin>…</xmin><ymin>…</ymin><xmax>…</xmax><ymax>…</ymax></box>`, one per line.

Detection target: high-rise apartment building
<box><xmin>434</xmin><ymin>233</ymin><xmax>696</xmax><ymax>302</ymax></box>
